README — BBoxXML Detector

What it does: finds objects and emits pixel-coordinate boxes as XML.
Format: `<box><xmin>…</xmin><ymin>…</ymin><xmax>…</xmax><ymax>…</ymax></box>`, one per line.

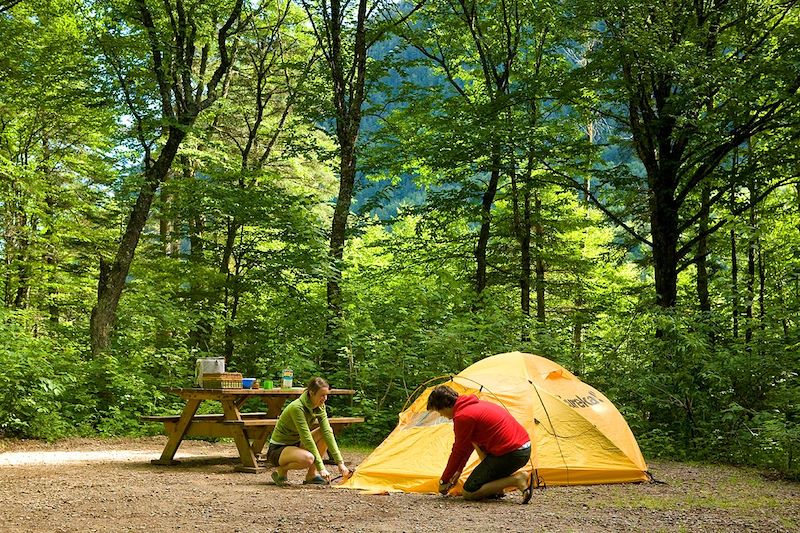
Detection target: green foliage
<box><xmin>0</xmin><ymin>0</ymin><xmax>798</xmax><ymax>482</ymax></box>
<box><xmin>87</xmin><ymin>350</ymin><xmax>178</xmax><ymax>436</ymax></box>
<box><xmin>0</xmin><ymin>310</ymin><xmax>90</xmax><ymax>439</ymax></box>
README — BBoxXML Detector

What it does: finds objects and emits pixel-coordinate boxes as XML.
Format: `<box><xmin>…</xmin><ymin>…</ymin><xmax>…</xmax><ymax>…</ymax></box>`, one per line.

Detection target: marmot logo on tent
<box><xmin>561</xmin><ymin>390</ymin><xmax>605</xmax><ymax>409</ymax></box>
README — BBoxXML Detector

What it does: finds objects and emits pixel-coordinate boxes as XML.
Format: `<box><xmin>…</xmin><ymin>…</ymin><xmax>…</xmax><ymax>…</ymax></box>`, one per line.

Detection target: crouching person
<box><xmin>427</xmin><ymin>385</ymin><xmax>534</xmax><ymax>503</ymax></box>
<box><xmin>267</xmin><ymin>377</ymin><xmax>351</xmax><ymax>486</ymax></box>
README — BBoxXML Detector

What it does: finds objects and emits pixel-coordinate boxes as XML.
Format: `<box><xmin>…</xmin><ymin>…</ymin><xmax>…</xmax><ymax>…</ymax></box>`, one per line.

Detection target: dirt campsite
<box><xmin>0</xmin><ymin>436</ymin><xmax>798</xmax><ymax>532</ymax></box>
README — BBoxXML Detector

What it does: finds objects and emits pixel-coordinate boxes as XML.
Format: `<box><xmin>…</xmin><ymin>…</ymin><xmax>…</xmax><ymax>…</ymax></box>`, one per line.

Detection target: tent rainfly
<box><xmin>341</xmin><ymin>351</ymin><xmax>649</xmax><ymax>494</ymax></box>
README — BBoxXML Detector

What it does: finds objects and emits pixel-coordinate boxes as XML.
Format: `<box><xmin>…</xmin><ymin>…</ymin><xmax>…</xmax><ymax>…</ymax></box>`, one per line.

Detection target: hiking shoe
<box><xmin>271</xmin><ymin>471</ymin><xmax>288</xmax><ymax>487</ymax></box>
<box><xmin>302</xmin><ymin>475</ymin><xmax>328</xmax><ymax>485</ymax></box>
<box><xmin>521</xmin><ymin>472</ymin><xmax>534</xmax><ymax>504</ymax></box>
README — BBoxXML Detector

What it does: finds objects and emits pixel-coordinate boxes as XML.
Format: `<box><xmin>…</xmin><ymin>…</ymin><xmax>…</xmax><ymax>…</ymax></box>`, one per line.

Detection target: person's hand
<box><xmin>338</xmin><ymin>463</ymin><xmax>351</xmax><ymax>481</ymax></box>
<box><xmin>319</xmin><ymin>468</ymin><xmax>332</xmax><ymax>483</ymax></box>
<box><xmin>448</xmin><ymin>470</ymin><xmax>462</xmax><ymax>485</ymax></box>
<box><xmin>438</xmin><ymin>469</ymin><xmax>461</xmax><ymax>494</ymax></box>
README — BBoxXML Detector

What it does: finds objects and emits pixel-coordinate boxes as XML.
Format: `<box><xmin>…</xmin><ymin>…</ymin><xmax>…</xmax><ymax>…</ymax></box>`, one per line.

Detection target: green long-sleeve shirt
<box><xmin>269</xmin><ymin>390</ymin><xmax>344</xmax><ymax>472</ymax></box>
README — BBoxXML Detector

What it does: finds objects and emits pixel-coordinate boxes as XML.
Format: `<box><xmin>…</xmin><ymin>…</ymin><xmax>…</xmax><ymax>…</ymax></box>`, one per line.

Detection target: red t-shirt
<box><xmin>441</xmin><ymin>394</ymin><xmax>530</xmax><ymax>483</ymax></box>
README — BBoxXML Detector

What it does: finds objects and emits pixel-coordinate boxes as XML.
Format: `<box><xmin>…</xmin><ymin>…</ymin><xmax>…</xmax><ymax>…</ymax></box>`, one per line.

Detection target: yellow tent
<box><xmin>341</xmin><ymin>351</ymin><xmax>649</xmax><ymax>494</ymax></box>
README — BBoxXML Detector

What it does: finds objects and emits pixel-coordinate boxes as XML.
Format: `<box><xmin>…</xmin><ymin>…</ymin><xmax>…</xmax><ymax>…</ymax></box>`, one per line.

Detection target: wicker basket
<box><xmin>202</xmin><ymin>372</ymin><xmax>243</xmax><ymax>389</ymax></box>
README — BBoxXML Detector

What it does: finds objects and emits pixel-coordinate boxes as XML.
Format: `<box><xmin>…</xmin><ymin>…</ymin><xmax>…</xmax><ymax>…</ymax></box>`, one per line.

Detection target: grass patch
<box><xmin>722</xmin><ymin>471</ymin><xmax>769</xmax><ymax>489</ymax></box>
<box><xmin>341</xmin><ymin>443</ymin><xmax>376</xmax><ymax>454</ymax></box>
<box><xmin>606</xmin><ymin>493</ymin><xmax>780</xmax><ymax>511</ymax></box>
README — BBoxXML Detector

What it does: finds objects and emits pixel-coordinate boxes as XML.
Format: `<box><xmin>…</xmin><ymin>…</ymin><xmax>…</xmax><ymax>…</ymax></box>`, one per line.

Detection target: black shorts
<box><xmin>463</xmin><ymin>445</ymin><xmax>531</xmax><ymax>493</ymax></box>
<box><xmin>266</xmin><ymin>441</ymin><xmax>299</xmax><ymax>467</ymax></box>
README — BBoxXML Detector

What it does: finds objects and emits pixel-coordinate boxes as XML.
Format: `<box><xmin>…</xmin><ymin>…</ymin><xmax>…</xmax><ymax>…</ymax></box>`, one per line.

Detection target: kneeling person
<box><xmin>267</xmin><ymin>377</ymin><xmax>351</xmax><ymax>485</ymax></box>
<box><xmin>427</xmin><ymin>385</ymin><xmax>533</xmax><ymax>503</ymax></box>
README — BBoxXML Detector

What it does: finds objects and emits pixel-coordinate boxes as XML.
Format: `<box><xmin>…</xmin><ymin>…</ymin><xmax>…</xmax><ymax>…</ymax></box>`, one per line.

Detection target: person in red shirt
<box><xmin>427</xmin><ymin>385</ymin><xmax>534</xmax><ymax>503</ymax></box>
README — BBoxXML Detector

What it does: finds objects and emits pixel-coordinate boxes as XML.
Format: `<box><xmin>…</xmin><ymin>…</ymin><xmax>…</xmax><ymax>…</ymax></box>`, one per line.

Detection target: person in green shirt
<box><xmin>266</xmin><ymin>377</ymin><xmax>351</xmax><ymax>486</ymax></box>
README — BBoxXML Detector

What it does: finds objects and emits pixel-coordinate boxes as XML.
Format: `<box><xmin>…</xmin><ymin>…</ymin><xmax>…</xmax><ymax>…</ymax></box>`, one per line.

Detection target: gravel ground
<box><xmin>0</xmin><ymin>436</ymin><xmax>798</xmax><ymax>532</ymax></box>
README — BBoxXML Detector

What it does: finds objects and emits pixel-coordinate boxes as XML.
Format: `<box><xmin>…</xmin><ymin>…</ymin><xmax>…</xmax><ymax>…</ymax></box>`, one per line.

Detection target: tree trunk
<box><xmin>475</xmin><ymin>164</ymin><xmax>500</xmax><ymax>295</ymax></box>
<box><xmin>222</xmin><ymin>190</ymin><xmax>240</xmax><ymax>360</ymax></box>
<box><xmin>745</xmin><ymin>180</ymin><xmax>756</xmax><ymax>345</ymax></box>
<box><xmin>533</xmin><ymin>192</ymin><xmax>545</xmax><ymax>322</ymax></box>
<box><xmin>13</xmin><ymin>223</ymin><xmax>30</xmax><ymax>308</ymax></box>
<box><xmin>8</xmin><ymin>178</ymin><xmax>30</xmax><ymax>309</ymax></box>
<box><xmin>224</xmin><ymin>266</ymin><xmax>241</xmax><ymax>361</ymax></box>
<box><xmin>650</xmin><ymin>185</ymin><xmax>680</xmax><ymax>309</ymax></box>
<box><xmin>323</xmin><ymin>135</ymin><xmax>357</xmax><ymax>371</ymax></box>
<box><xmin>509</xmin><ymin>155</ymin><xmax>532</xmax><ymax>342</ymax></box>
<box><xmin>696</xmin><ymin>184</ymin><xmax>711</xmax><ymax>312</ymax></box>
<box><xmin>40</xmin><ymin>135</ymin><xmax>59</xmax><ymax>323</ymax></box>
<box><xmin>90</xmin><ymin>127</ymin><xmax>186</xmax><ymax>355</ymax></box>
<box><xmin>186</xmin><ymin>153</ymin><xmax>212</xmax><ymax>351</ymax></box>
<box><xmin>159</xmin><ymin>180</ymin><xmax>176</xmax><ymax>256</ymax></box>
<box><xmin>89</xmin><ymin>0</ymin><xmax>242</xmax><ymax>354</ymax></box>
<box><xmin>187</xmin><ymin>209</ymin><xmax>212</xmax><ymax>351</ymax></box>
<box><xmin>312</xmin><ymin>0</ymin><xmax>371</xmax><ymax>373</ymax></box>
<box><xmin>574</xmin><ymin>166</ymin><xmax>592</xmax><ymax>371</ymax></box>
<box><xmin>3</xmin><ymin>247</ymin><xmax>10</xmax><ymax>306</ymax></box>
<box><xmin>520</xmin><ymin>200</ymin><xmax>532</xmax><ymax>342</ymax></box>
<box><xmin>44</xmin><ymin>195</ymin><xmax>59</xmax><ymax>323</ymax></box>
<box><xmin>520</xmin><ymin>190</ymin><xmax>531</xmax><ymax>319</ymax></box>
<box><xmin>155</xmin><ymin>168</ymin><xmax>178</xmax><ymax>348</ymax></box>
<box><xmin>796</xmin><ymin>182</ymin><xmax>800</xmax><ymax>235</ymax></box>
<box><xmin>730</xmin><ymin>222</ymin><xmax>739</xmax><ymax>338</ymax></box>
<box><xmin>758</xmin><ymin>242</ymin><xmax>764</xmax><ymax>323</ymax></box>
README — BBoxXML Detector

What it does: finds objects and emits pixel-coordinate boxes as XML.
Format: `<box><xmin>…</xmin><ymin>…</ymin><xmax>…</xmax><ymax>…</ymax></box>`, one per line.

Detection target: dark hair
<box><xmin>307</xmin><ymin>377</ymin><xmax>330</xmax><ymax>394</ymax></box>
<box><xmin>427</xmin><ymin>385</ymin><xmax>459</xmax><ymax>411</ymax></box>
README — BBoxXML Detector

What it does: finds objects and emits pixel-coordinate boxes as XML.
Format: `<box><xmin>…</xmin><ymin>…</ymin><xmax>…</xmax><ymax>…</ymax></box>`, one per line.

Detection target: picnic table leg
<box><xmin>222</xmin><ymin>401</ymin><xmax>261</xmax><ymax>473</ymax></box>
<box><xmin>152</xmin><ymin>399</ymin><xmax>201</xmax><ymax>465</ymax></box>
<box><xmin>262</xmin><ymin>396</ymin><xmax>286</xmax><ymax>418</ymax></box>
<box><xmin>251</xmin><ymin>428</ymin><xmax>271</xmax><ymax>458</ymax></box>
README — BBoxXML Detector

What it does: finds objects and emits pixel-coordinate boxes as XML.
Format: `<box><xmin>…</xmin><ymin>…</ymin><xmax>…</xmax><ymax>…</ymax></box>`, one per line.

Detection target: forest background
<box><xmin>1</xmin><ymin>0</ymin><xmax>798</xmax><ymax>478</ymax></box>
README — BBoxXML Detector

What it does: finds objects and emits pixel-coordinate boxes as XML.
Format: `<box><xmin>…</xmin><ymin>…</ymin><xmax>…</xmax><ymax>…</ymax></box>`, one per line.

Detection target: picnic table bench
<box><xmin>142</xmin><ymin>387</ymin><xmax>364</xmax><ymax>473</ymax></box>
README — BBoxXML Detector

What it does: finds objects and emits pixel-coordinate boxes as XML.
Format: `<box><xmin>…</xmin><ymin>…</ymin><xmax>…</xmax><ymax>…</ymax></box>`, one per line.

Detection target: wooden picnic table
<box><xmin>144</xmin><ymin>387</ymin><xmax>363</xmax><ymax>473</ymax></box>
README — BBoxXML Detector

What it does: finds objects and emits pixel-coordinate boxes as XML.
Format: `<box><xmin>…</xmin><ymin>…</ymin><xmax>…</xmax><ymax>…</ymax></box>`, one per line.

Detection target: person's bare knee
<box><xmin>300</xmin><ymin>451</ymin><xmax>314</xmax><ymax>469</ymax></box>
<box><xmin>280</xmin><ymin>448</ymin><xmax>314</xmax><ymax>471</ymax></box>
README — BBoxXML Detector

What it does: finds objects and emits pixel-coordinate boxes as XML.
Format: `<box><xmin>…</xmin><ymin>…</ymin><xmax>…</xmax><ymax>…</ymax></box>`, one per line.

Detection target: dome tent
<box><xmin>341</xmin><ymin>352</ymin><xmax>649</xmax><ymax>494</ymax></box>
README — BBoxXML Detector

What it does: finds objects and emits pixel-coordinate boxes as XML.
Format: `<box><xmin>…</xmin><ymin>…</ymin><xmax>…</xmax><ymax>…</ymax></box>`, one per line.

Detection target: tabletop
<box><xmin>163</xmin><ymin>386</ymin><xmax>355</xmax><ymax>398</ymax></box>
